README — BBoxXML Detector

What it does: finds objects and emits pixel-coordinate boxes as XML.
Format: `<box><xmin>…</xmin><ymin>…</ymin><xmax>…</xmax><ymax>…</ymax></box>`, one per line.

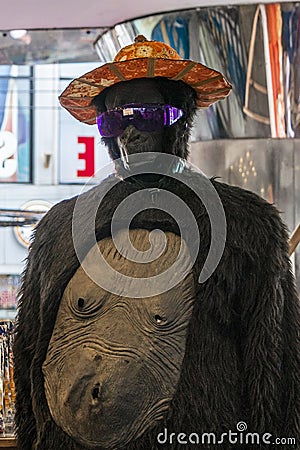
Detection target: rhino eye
<box><xmin>78</xmin><ymin>298</ymin><xmax>85</xmax><ymax>309</ymax></box>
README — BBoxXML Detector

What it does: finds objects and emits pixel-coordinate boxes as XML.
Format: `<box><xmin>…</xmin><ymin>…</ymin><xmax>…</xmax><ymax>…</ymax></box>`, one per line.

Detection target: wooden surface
<box><xmin>289</xmin><ymin>223</ymin><xmax>300</xmax><ymax>256</ymax></box>
<box><xmin>0</xmin><ymin>438</ymin><xmax>17</xmax><ymax>448</ymax></box>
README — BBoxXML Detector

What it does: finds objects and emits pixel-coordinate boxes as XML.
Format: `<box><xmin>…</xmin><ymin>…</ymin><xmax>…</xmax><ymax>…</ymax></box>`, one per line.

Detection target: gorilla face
<box><xmin>104</xmin><ymin>79</ymin><xmax>165</xmax><ymax>156</ymax></box>
<box><xmin>42</xmin><ymin>229</ymin><xmax>195</xmax><ymax>449</ymax></box>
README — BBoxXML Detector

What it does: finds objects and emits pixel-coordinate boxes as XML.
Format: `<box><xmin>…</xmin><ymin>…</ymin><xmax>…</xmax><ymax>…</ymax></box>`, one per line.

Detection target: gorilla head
<box><xmin>91</xmin><ymin>77</ymin><xmax>197</xmax><ymax>162</ymax></box>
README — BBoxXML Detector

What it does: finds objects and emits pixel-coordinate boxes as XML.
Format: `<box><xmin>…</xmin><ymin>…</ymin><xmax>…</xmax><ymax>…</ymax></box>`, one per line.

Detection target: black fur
<box><xmin>13</xmin><ymin>78</ymin><xmax>299</xmax><ymax>449</ymax></box>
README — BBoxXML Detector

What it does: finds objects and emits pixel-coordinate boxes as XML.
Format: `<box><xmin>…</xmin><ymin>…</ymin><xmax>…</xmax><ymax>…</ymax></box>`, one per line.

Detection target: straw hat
<box><xmin>59</xmin><ymin>35</ymin><xmax>232</xmax><ymax>125</ymax></box>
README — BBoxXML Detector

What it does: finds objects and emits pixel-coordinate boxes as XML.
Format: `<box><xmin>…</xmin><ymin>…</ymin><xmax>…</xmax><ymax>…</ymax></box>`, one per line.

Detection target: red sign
<box><xmin>77</xmin><ymin>136</ymin><xmax>95</xmax><ymax>177</ymax></box>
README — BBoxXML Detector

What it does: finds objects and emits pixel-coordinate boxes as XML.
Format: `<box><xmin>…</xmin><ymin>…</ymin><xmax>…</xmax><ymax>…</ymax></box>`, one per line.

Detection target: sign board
<box><xmin>0</xmin><ymin>274</ymin><xmax>20</xmax><ymax>310</ymax></box>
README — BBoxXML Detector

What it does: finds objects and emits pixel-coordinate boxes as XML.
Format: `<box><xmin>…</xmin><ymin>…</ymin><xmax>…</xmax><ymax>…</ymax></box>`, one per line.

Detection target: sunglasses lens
<box><xmin>134</xmin><ymin>108</ymin><xmax>165</xmax><ymax>132</ymax></box>
<box><xmin>96</xmin><ymin>105</ymin><xmax>183</xmax><ymax>137</ymax></box>
<box><xmin>97</xmin><ymin>111</ymin><xmax>125</xmax><ymax>137</ymax></box>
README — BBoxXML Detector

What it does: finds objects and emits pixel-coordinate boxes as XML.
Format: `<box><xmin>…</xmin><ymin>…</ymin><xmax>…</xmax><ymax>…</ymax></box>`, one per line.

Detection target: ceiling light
<box><xmin>9</xmin><ymin>29</ymin><xmax>27</xmax><ymax>39</ymax></box>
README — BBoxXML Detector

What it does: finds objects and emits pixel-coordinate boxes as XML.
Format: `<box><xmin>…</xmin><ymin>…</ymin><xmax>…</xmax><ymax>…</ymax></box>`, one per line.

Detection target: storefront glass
<box><xmin>0</xmin><ymin>66</ymin><xmax>31</xmax><ymax>183</ymax></box>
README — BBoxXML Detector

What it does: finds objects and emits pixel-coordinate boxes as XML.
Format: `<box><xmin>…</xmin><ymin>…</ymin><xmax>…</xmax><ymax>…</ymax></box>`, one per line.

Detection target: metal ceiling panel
<box><xmin>0</xmin><ymin>0</ymin><xmax>290</xmax><ymax>30</ymax></box>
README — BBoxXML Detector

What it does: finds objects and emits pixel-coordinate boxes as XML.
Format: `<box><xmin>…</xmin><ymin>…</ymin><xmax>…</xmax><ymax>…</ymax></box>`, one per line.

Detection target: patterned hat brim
<box><xmin>59</xmin><ymin>57</ymin><xmax>232</xmax><ymax>124</ymax></box>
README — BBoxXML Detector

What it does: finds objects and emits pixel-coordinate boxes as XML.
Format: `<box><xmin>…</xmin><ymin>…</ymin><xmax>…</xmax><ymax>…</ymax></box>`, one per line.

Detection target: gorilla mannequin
<box><xmin>14</xmin><ymin>37</ymin><xmax>299</xmax><ymax>450</ymax></box>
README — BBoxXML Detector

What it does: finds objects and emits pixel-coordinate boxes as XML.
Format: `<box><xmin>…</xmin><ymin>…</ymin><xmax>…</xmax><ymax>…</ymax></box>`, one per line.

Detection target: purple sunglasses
<box><xmin>96</xmin><ymin>103</ymin><xmax>184</xmax><ymax>138</ymax></box>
